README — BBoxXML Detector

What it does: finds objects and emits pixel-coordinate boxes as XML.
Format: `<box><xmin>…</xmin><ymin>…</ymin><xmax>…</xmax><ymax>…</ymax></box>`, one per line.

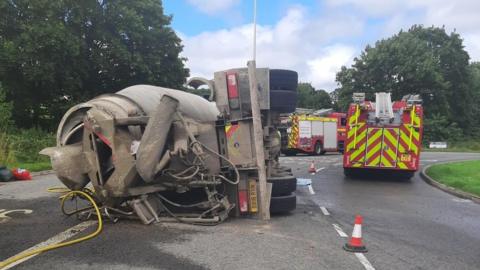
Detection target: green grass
<box><xmin>7</xmin><ymin>162</ymin><xmax>52</xmax><ymax>172</ymax></box>
<box><xmin>426</xmin><ymin>160</ymin><xmax>480</xmax><ymax>197</ymax></box>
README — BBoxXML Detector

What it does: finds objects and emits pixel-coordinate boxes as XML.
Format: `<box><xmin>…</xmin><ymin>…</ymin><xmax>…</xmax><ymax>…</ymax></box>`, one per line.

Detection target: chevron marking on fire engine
<box><xmin>365</xmin><ymin>128</ymin><xmax>383</xmax><ymax>167</ymax></box>
<box><xmin>381</xmin><ymin>128</ymin><xmax>399</xmax><ymax>168</ymax></box>
<box><xmin>348</xmin><ymin>105</ymin><xmax>361</xmax><ymax>125</ymax></box>
<box><xmin>346</xmin><ymin>122</ymin><xmax>367</xmax><ymax>163</ymax></box>
<box><xmin>399</xmin><ymin>125</ymin><xmax>419</xmax><ymax>155</ymax></box>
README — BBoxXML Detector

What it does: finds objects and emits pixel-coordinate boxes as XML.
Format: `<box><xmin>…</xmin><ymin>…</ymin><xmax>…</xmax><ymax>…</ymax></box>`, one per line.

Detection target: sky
<box><xmin>163</xmin><ymin>0</ymin><xmax>480</xmax><ymax>92</ymax></box>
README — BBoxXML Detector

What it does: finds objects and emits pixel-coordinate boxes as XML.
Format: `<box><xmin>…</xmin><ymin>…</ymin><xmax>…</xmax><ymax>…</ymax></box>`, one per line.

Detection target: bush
<box><xmin>423</xmin><ymin>114</ymin><xmax>463</xmax><ymax>143</ymax></box>
<box><xmin>0</xmin><ymin>132</ymin><xmax>16</xmax><ymax>165</ymax></box>
<box><xmin>8</xmin><ymin>128</ymin><xmax>56</xmax><ymax>163</ymax></box>
<box><xmin>0</xmin><ymin>83</ymin><xmax>13</xmax><ymax>131</ymax></box>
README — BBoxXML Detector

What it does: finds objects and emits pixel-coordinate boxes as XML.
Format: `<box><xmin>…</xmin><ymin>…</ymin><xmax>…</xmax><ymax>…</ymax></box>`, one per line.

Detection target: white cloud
<box><xmin>325</xmin><ymin>0</ymin><xmax>480</xmax><ymax>61</ymax></box>
<box><xmin>180</xmin><ymin>0</ymin><xmax>480</xmax><ymax>93</ymax></box>
<box><xmin>306</xmin><ymin>45</ymin><xmax>357</xmax><ymax>90</ymax></box>
<box><xmin>182</xmin><ymin>6</ymin><xmax>362</xmax><ymax>91</ymax></box>
<box><xmin>186</xmin><ymin>0</ymin><xmax>240</xmax><ymax>15</ymax></box>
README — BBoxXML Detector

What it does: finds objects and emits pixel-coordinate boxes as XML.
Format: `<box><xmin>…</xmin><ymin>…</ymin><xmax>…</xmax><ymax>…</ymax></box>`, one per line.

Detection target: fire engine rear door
<box><xmin>380</xmin><ymin>128</ymin><xmax>400</xmax><ymax>168</ymax></box>
<box><xmin>364</xmin><ymin>128</ymin><xmax>383</xmax><ymax>167</ymax></box>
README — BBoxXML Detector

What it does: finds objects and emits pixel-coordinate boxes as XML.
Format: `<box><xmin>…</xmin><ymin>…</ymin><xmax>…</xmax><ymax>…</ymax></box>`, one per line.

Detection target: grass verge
<box><xmin>8</xmin><ymin>162</ymin><xmax>52</xmax><ymax>172</ymax></box>
<box><xmin>426</xmin><ymin>160</ymin><xmax>480</xmax><ymax>197</ymax></box>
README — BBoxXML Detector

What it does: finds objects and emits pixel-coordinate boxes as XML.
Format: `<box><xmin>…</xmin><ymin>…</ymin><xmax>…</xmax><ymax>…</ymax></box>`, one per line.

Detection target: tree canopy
<box><xmin>335</xmin><ymin>25</ymin><xmax>478</xmax><ymax>140</ymax></box>
<box><xmin>0</xmin><ymin>0</ymin><xmax>189</xmax><ymax>129</ymax></box>
<box><xmin>297</xmin><ymin>83</ymin><xmax>332</xmax><ymax>110</ymax></box>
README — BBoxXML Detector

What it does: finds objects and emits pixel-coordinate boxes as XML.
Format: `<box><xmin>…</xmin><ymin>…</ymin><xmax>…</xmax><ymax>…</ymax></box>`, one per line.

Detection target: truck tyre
<box><xmin>270</xmin><ymin>69</ymin><xmax>298</xmax><ymax>91</ymax></box>
<box><xmin>270</xmin><ymin>90</ymin><xmax>297</xmax><ymax>113</ymax></box>
<box><xmin>268</xmin><ymin>175</ymin><xmax>297</xmax><ymax>196</ymax></box>
<box><xmin>270</xmin><ymin>194</ymin><xmax>296</xmax><ymax>214</ymax></box>
<box><xmin>344</xmin><ymin>168</ymin><xmax>354</xmax><ymax>178</ymax></box>
<box><xmin>314</xmin><ymin>142</ymin><xmax>324</xmax><ymax>155</ymax></box>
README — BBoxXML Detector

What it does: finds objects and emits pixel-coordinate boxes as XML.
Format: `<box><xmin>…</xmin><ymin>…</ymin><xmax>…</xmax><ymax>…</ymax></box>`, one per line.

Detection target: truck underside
<box><xmin>42</xmin><ymin>68</ymin><xmax>300</xmax><ymax>224</ymax></box>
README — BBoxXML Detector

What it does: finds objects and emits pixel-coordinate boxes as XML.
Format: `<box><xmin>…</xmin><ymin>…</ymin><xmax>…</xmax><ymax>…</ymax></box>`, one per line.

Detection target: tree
<box><xmin>0</xmin><ymin>83</ymin><xmax>13</xmax><ymax>131</ymax></box>
<box><xmin>468</xmin><ymin>62</ymin><xmax>480</xmax><ymax>135</ymax></box>
<box><xmin>0</xmin><ymin>0</ymin><xmax>189</xmax><ymax>130</ymax></box>
<box><xmin>335</xmin><ymin>25</ymin><xmax>474</xmax><ymax>136</ymax></box>
<box><xmin>297</xmin><ymin>83</ymin><xmax>333</xmax><ymax>109</ymax></box>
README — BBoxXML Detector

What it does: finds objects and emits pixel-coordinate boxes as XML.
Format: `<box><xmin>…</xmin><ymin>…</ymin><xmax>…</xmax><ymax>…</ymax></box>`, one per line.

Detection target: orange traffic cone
<box><xmin>308</xmin><ymin>161</ymin><xmax>316</xmax><ymax>174</ymax></box>
<box><xmin>343</xmin><ymin>215</ymin><xmax>368</xmax><ymax>253</ymax></box>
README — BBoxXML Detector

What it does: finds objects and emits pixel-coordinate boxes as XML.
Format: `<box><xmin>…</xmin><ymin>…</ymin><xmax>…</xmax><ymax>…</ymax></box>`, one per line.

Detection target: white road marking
<box><xmin>1</xmin><ymin>221</ymin><xmax>97</xmax><ymax>270</ymax></box>
<box><xmin>308</xmin><ymin>185</ymin><xmax>315</xmax><ymax>195</ymax></box>
<box><xmin>320</xmin><ymin>207</ymin><xmax>330</xmax><ymax>216</ymax></box>
<box><xmin>0</xmin><ymin>209</ymin><xmax>33</xmax><ymax>224</ymax></box>
<box><xmin>355</xmin><ymin>253</ymin><xmax>376</xmax><ymax>270</ymax></box>
<box><xmin>332</xmin><ymin>223</ymin><xmax>348</xmax><ymax>238</ymax></box>
<box><xmin>420</xmin><ymin>159</ymin><xmax>438</xmax><ymax>162</ymax></box>
<box><xmin>316</xmin><ymin>167</ymin><xmax>325</xmax><ymax>173</ymax></box>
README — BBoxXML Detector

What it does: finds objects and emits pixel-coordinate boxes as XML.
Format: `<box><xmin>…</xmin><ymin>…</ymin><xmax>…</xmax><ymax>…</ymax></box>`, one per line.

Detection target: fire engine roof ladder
<box><xmin>375</xmin><ymin>92</ymin><xmax>394</xmax><ymax>121</ymax></box>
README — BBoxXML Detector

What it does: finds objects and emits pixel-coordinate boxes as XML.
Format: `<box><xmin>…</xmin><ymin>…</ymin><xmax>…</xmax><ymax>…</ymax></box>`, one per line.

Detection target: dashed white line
<box><xmin>1</xmin><ymin>221</ymin><xmax>97</xmax><ymax>270</ymax></box>
<box><xmin>320</xmin><ymin>206</ymin><xmax>330</xmax><ymax>216</ymax></box>
<box><xmin>332</xmin><ymin>223</ymin><xmax>348</xmax><ymax>238</ymax></box>
<box><xmin>316</xmin><ymin>167</ymin><xmax>325</xmax><ymax>173</ymax></box>
<box><xmin>355</xmin><ymin>253</ymin><xmax>376</xmax><ymax>270</ymax></box>
<box><xmin>308</xmin><ymin>185</ymin><xmax>315</xmax><ymax>195</ymax></box>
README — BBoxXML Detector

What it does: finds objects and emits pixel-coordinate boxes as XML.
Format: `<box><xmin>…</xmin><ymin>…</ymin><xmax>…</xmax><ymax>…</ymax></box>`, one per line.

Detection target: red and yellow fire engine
<box><xmin>343</xmin><ymin>93</ymin><xmax>423</xmax><ymax>178</ymax></box>
<box><xmin>281</xmin><ymin>111</ymin><xmax>347</xmax><ymax>155</ymax></box>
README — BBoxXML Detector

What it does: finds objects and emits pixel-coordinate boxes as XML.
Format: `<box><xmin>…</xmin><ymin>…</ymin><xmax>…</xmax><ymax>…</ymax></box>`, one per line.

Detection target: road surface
<box><xmin>0</xmin><ymin>152</ymin><xmax>479</xmax><ymax>269</ymax></box>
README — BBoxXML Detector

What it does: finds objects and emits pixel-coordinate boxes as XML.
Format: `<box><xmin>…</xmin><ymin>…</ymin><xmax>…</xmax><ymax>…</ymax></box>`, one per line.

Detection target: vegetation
<box><xmin>0</xmin><ymin>0</ymin><xmax>187</xmax><ymax>171</ymax></box>
<box><xmin>297</xmin><ymin>83</ymin><xmax>333</xmax><ymax>110</ymax></box>
<box><xmin>426</xmin><ymin>160</ymin><xmax>480</xmax><ymax>196</ymax></box>
<box><xmin>333</xmin><ymin>25</ymin><xmax>480</xmax><ymax>146</ymax></box>
<box><xmin>0</xmin><ymin>0</ymin><xmax>188</xmax><ymax>130</ymax></box>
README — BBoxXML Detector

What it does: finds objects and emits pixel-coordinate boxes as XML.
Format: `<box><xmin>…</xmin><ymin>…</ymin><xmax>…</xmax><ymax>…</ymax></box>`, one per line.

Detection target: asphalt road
<box><xmin>1</xmin><ymin>152</ymin><xmax>479</xmax><ymax>270</ymax></box>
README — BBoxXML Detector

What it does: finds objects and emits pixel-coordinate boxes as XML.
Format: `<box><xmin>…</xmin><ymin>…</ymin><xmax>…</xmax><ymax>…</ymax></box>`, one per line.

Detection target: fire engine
<box><xmin>280</xmin><ymin>110</ymin><xmax>347</xmax><ymax>156</ymax></box>
<box><xmin>343</xmin><ymin>92</ymin><xmax>423</xmax><ymax>179</ymax></box>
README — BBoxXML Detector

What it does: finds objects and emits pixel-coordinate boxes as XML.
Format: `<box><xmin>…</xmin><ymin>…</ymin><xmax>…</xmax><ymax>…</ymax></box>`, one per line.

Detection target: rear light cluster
<box><xmin>226</xmin><ymin>72</ymin><xmax>240</xmax><ymax>109</ymax></box>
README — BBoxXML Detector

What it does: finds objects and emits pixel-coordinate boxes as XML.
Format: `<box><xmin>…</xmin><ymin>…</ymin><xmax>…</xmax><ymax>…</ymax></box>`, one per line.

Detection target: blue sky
<box><xmin>163</xmin><ymin>0</ymin><xmax>480</xmax><ymax>91</ymax></box>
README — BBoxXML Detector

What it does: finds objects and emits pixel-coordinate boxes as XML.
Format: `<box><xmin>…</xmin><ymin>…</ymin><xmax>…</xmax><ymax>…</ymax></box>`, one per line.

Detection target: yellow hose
<box><xmin>0</xmin><ymin>190</ymin><xmax>103</xmax><ymax>269</ymax></box>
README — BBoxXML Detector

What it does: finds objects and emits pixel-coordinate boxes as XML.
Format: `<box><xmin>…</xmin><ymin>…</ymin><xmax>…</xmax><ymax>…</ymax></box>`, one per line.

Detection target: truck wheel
<box><xmin>344</xmin><ymin>168</ymin><xmax>354</xmax><ymax>178</ymax></box>
<box><xmin>270</xmin><ymin>194</ymin><xmax>296</xmax><ymax>214</ymax></box>
<box><xmin>314</xmin><ymin>142</ymin><xmax>324</xmax><ymax>155</ymax></box>
<box><xmin>270</xmin><ymin>69</ymin><xmax>298</xmax><ymax>91</ymax></box>
<box><xmin>268</xmin><ymin>175</ymin><xmax>297</xmax><ymax>196</ymax></box>
<box><xmin>270</xmin><ymin>90</ymin><xmax>297</xmax><ymax>113</ymax></box>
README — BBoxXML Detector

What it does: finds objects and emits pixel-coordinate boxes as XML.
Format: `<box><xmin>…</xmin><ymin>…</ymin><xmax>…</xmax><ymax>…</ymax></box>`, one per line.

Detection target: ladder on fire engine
<box><xmin>375</xmin><ymin>92</ymin><xmax>394</xmax><ymax>121</ymax></box>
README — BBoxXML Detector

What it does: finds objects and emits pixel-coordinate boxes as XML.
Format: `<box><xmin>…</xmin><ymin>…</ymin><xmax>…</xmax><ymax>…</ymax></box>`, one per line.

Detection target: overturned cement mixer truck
<box><xmin>41</xmin><ymin>68</ymin><xmax>298</xmax><ymax>224</ymax></box>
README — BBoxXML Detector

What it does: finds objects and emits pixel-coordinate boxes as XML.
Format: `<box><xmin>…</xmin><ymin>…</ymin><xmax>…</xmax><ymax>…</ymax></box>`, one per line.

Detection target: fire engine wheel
<box><xmin>269</xmin><ymin>69</ymin><xmax>298</xmax><ymax>91</ymax></box>
<box><xmin>314</xmin><ymin>142</ymin><xmax>324</xmax><ymax>155</ymax></box>
<box><xmin>343</xmin><ymin>168</ymin><xmax>354</xmax><ymax>178</ymax></box>
<box><xmin>268</xmin><ymin>175</ymin><xmax>297</xmax><ymax>196</ymax></box>
<box><xmin>270</xmin><ymin>194</ymin><xmax>296</xmax><ymax>214</ymax></box>
<box><xmin>270</xmin><ymin>90</ymin><xmax>297</xmax><ymax>113</ymax></box>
